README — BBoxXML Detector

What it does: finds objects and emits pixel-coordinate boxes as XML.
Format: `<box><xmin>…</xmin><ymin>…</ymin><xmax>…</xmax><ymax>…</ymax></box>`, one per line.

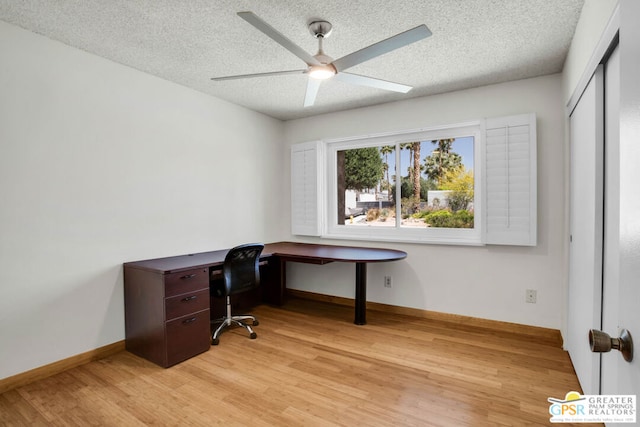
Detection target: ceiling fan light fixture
<box><xmin>308</xmin><ymin>64</ymin><xmax>336</xmax><ymax>80</ymax></box>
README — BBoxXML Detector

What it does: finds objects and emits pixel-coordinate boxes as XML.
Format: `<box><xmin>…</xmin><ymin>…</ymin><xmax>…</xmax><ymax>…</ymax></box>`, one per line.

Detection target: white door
<box><xmin>601</xmin><ymin>1</ymin><xmax>640</xmax><ymax>418</ymax></box>
<box><xmin>568</xmin><ymin>1</ymin><xmax>640</xmax><ymax>413</ymax></box>
<box><xmin>567</xmin><ymin>67</ymin><xmax>605</xmax><ymax>395</ymax></box>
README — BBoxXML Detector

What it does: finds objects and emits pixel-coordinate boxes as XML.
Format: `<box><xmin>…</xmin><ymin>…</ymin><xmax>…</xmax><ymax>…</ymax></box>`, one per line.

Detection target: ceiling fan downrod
<box><xmin>308</xmin><ymin>20</ymin><xmax>335</xmax><ymax>79</ymax></box>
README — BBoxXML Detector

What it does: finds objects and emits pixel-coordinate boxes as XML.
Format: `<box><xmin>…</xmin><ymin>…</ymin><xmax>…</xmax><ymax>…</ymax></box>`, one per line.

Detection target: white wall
<box><xmin>562</xmin><ymin>0</ymin><xmax>618</xmax><ymax>103</ymax></box>
<box><xmin>0</xmin><ymin>21</ymin><xmax>285</xmax><ymax>379</ymax></box>
<box><xmin>283</xmin><ymin>74</ymin><xmax>565</xmax><ymax>329</ymax></box>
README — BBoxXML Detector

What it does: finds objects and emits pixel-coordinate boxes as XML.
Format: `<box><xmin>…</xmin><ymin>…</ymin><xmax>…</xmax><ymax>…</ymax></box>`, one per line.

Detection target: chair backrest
<box><xmin>223</xmin><ymin>243</ymin><xmax>264</xmax><ymax>296</ymax></box>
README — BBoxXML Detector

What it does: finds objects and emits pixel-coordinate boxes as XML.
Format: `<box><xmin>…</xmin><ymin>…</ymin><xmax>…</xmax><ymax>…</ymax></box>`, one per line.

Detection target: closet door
<box><xmin>567</xmin><ymin>66</ymin><xmax>604</xmax><ymax>395</ymax></box>
<box><xmin>601</xmin><ymin>0</ymin><xmax>640</xmax><ymax>403</ymax></box>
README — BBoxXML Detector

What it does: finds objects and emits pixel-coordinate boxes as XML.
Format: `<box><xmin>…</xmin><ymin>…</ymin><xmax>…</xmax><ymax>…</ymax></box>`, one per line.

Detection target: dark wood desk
<box><xmin>124</xmin><ymin>242</ymin><xmax>406</xmax><ymax>367</ymax></box>
<box><xmin>263</xmin><ymin>242</ymin><xmax>407</xmax><ymax>325</ymax></box>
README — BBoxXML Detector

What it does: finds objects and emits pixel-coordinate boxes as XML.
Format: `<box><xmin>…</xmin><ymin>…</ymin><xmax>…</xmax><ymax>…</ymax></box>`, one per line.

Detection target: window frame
<box><xmin>324</xmin><ymin>122</ymin><xmax>483</xmax><ymax>245</ymax></box>
<box><xmin>290</xmin><ymin>113</ymin><xmax>536</xmax><ymax>247</ymax></box>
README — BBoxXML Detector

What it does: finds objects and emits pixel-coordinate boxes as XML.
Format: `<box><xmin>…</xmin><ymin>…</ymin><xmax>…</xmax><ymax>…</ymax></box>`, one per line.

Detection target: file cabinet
<box><xmin>124</xmin><ymin>265</ymin><xmax>210</xmax><ymax>367</ymax></box>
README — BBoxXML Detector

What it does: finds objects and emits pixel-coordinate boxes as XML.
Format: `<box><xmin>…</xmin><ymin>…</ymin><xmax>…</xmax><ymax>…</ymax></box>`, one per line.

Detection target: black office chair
<box><xmin>210</xmin><ymin>243</ymin><xmax>264</xmax><ymax>345</ymax></box>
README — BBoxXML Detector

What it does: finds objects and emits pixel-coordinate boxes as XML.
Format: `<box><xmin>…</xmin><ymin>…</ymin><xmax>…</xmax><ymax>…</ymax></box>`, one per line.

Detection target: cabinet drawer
<box><xmin>165</xmin><ymin>289</ymin><xmax>209</xmax><ymax>320</ymax></box>
<box><xmin>166</xmin><ymin>309</ymin><xmax>210</xmax><ymax>366</ymax></box>
<box><xmin>164</xmin><ymin>268</ymin><xmax>208</xmax><ymax>297</ymax></box>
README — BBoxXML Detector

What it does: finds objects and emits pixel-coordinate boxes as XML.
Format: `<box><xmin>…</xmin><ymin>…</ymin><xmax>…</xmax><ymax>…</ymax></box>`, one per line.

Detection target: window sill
<box><xmin>323</xmin><ymin>228</ymin><xmax>484</xmax><ymax>246</ymax></box>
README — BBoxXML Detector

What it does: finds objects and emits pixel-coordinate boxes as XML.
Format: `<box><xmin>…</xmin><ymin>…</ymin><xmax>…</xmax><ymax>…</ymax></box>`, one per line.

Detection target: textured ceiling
<box><xmin>0</xmin><ymin>0</ymin><xmax>585</xmax><ymax>121</ymax></box>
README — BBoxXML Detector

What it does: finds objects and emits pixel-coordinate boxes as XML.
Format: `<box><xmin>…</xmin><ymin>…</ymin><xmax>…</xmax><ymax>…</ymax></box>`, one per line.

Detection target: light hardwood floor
<box><xmin>0</xmin><ymin>298</ymin><xmax>600</xmax><ymax>426</ymax></box>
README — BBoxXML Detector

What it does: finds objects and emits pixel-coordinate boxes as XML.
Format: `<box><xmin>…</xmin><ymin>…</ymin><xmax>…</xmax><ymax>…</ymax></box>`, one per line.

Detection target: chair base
<box><xmin>211</xmin><ymin>297</ymin><xmax>259</xmax><ymax>345</ymax></box>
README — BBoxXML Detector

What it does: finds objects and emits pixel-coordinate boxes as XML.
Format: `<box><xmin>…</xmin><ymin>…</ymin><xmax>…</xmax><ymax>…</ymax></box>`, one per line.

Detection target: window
<box><xmin>326</xmin><ymin>124</ymin><xmax>481</xmax><ymax>244</ymax></box>
<box><xmin>291</xmin><ymin>114</ymin><xmax>536</xmax><ymax>246</ymax></box>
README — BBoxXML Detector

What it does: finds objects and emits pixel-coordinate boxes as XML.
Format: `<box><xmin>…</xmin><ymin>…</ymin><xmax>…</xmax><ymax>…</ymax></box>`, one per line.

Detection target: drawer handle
<box><xmin>181</xmin><ymin>295</ymin><xmax>198</xmax><ymax>302</ymax></box>
<box><xmin>180</xmin><ymin>274</ymin><xmax>197</xmax><ymax>280</ymax></box>
<box><xmin>182</xmin><ymin>317</ymin><xmax>197</xmax><ymax>324</ymax></box>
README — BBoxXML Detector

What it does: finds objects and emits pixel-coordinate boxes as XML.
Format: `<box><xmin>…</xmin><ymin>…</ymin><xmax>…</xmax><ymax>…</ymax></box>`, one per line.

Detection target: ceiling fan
<box><xmin>211</xmin><ymin>11</ymin><xmax>432</xmax><ymax>107</ymax></box>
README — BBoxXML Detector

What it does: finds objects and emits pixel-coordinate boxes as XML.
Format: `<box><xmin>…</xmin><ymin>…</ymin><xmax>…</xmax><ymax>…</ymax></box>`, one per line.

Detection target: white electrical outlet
<box><xmin>526</xmin><ymin>289</ymin><xmax>537</xmax><ymax>303</ymax></box>
<box><xmin>384</xmin><ymin>276</ymin><xmax>392</xmax><ymax>288</ymax></box>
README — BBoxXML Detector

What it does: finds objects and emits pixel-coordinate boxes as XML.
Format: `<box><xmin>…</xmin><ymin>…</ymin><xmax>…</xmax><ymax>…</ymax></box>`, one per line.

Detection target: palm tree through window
<box><xmin>337</xmin><ymin>137</ymin><xmax>474</xmax><ymax>229</ymax></box>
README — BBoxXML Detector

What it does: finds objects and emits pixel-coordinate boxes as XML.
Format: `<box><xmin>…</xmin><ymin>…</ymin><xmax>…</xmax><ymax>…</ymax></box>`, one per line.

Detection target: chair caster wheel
<box><xmin>212</xmin><ymin>338</ymin><xmax>220</xmax><ymax>345</ymax></box>
<box><xmin>253</xmin><ymin>320</ymin><xmax>259</xmax><ymax>326</ymax></box>
<box><xmin>250</xmin><ymin>332</ymin><xmax>257</xmax><ymax>339</ymax></box>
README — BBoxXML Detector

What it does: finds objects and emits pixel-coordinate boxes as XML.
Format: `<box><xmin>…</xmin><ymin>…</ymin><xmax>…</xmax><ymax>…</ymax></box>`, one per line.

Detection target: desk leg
<box><xmin>278</xmin><ymin>258</ymin><xmax>287</xmax><ymax>305</ymax></box>
<box><xmin>354</xmin><ymin>263</ymin><xmax>367</xmax><ymax>325</ymax></box>
<box><xmin>263</xmin><ymin>256</ymin><xmax>286</xmax><ymax>305</ymax></box>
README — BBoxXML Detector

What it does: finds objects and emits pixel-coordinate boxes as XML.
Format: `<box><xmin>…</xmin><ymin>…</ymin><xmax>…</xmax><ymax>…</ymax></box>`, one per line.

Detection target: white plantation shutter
<box><xmin>483</xmin><ymin>113</ymin><xmax>537</xmax><ymax>246</ymax></box>
<box><xmin>291</xmin><ymin>141</ymin><xmax>323</xmax><ymax>236</ymax></box>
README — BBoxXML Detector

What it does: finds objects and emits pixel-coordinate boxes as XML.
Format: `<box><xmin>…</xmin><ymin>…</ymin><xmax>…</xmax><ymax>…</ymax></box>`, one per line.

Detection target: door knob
<box><xmin>589</xmin><ymin>329</ymin><xmax>633</xmax><ymax>362</ymax></box>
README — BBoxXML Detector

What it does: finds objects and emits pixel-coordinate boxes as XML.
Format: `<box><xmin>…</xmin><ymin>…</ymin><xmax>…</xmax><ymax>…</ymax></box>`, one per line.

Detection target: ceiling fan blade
<box><xmin>304</xmin><ymin>78</ymin><xmax>321</xmax><ymax>107</ymax></box>
<box><xmin>211</xmin><ymin>70</ymin><xmax>306</xmax><ymax>81</ymax></box>
<box><xmin>335</xmin><ymin>72</ymin><xmax>413</xmax><ymax>93</ymax></box>
<box><xmin>237</xmin><ymin>11</ymin><xmax>320</xmax><ymax>66</ymax></box>
<box><xmin>331</xmin><ymin>25</ymin><xmax>431</xmax><ymax>72</ymax></box>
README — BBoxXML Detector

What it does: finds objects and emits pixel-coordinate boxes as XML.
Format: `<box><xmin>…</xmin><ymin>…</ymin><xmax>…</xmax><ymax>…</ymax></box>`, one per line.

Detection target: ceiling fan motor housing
<box><xmin>308</xmin><ymin>20</ymin><xmax>333</xmax><ymax>38</ymax></box>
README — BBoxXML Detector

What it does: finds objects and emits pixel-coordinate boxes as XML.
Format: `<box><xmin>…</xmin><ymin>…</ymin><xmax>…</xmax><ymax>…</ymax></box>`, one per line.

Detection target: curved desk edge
<box><xmin>264</xmin><ymin>242</ymin><xmax>407</xmax><ymax>325</ymax></box>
